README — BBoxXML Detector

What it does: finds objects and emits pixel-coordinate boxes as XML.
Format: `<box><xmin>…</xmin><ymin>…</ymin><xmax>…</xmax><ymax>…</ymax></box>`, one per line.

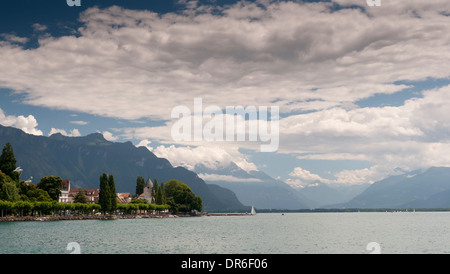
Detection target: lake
<box><xmin>1</xmin><ymin>212</ymin><xmax>450</xmax><ymax>254</ymax></box>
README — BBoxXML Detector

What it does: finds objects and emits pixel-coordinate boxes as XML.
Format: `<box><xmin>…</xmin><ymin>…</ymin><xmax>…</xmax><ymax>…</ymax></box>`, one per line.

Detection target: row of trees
<box><xmin>0</xmin><ymin>200</ymin><xmax>101</xmax><ymax>217</ymax></box>
<box><xmin>0</xmin><ymin>141</ymin><xmax>202</xmax><ymax>217</ymax></box>
<box><xmin>0</xmin><ymin>200</ymin><xmax>171</xmax><ymax>218</ymax></box>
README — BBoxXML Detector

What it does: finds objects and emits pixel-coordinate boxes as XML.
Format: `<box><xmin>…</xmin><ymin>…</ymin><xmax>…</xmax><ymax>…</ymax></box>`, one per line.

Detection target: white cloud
<box><xmin>49</xmin><ymin>128</ymin><xmax>81</xmax><ymax>137</ymax></box>
<box><xmin>1</xmin><ymin>1</ymin><xmax>449</xmax><ymax>121</ymax></box>
<box><xmin>198</xmin><ymin>173</ymin><xmax>262</xmax><ymax>183</ymax></box>
<box><xmin>70</xmin><ymin>120</ymin><xmax>89</xmax><ymax>126</ymax></box>
<box><xmin>0</xmin><ymin>108</ymin><xmax>43</xmax><ymax>136</ymax></box>
<box><xmin>136</xmin><ymin>139</ymin><xmax>153</xmax><ymax>152</ymax></box>
<box><xmin>102</xmin><ymin>131</ymin><xmax>118</xmax><ymax>141</ymax></box>
<box><xmin>289</xmin><ymin>167</ymin><xmax>328</xmax><ymax>183</ymax></box>
<box><xmin>150</xmin><ymin>144</ymin><xmax>258</xmax><ymax>172</ymax></box>
<box><xmin>285</xmin><ymin>179</ymin><xmax>306</xmax><ymax>189</ymax></box>
<box><xmin>278</xmin><ymin>85</ymin><xmax>450</xmax><ymax>171</ymax></box>
<box><xmin>1</xmin><ymin>1</ymin><xmax>450</xmax><ymax>185</ymax></box>
<box><xmin>32</xmin><ymin>23</ymin><xmax>48</xmax><ymax>32</ymax></box>
<box><xmin>0</xmin><ymin>34</ymin><xmax>29</xmax><ymax>44</ymax></box>
<box><xmin>287</xmin><ymin>165</ymin><xmax>403</xmax><ymax>187</ymax></box>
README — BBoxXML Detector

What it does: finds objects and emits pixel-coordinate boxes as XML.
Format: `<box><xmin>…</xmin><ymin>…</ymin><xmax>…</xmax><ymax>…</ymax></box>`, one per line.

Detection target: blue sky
<box><xmin>1</xmin><ymin>0</ymin><xmax>450</xmax><ymax>187</ymax></box>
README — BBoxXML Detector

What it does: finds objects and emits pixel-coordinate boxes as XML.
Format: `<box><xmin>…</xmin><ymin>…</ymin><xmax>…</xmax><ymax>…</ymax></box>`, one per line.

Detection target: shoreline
<box><xmin>0</xmin><ymin>212</ymin><xmax>208</xmax><ymax>223</ymax></box>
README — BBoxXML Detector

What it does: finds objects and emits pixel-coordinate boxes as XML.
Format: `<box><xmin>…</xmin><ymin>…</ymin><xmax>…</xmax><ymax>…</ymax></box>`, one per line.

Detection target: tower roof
<box><xmin>145</xmin><ymin>178</ymin><xmax>153</xmax><ymax>188</ymax></box>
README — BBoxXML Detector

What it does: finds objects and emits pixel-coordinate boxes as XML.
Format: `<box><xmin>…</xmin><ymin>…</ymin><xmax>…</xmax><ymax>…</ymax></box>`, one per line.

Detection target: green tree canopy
<box><xmin>0</xmin><ymin>143</ymin><xmax>19</xmax><ymax>182</ymax></box>
<box><xmin>98</xmin><ymin>173</ymin><xmax>111</xmax><ymax>214</ymax></box>
<box><xmin>74</xmin><ymin>189</ymin><xmax>88</xmax><ymax>204</ymax></box>
<box><xmin>37</xmin><ymin>176</ymin><xmax>62</xmax><ymax>201</ymax></box>
<box><xmin>155</xmin><ymin>181</ymin><xmax>166</xmax><ymax>205</ymax></box>
<box><xmin>108</xmin><ymin>174</ymin><xmax>117</xmax><ymax>212</ymax></box>
<box><xmin>164</xmin><ymin>179</ymin><xmax>202</xmax><ymax>212</ymax></box>
<box><xmin>19</xmin><ymin>181</ymin><xmax>52</xmax><ymax>202</ymax></box>
<box><xmin>135</xmin><ymin>176</ymin><xmax>145</xmax><ymax>196</ymax></box>
<box><xmin>0</xmin><ymin>180</ymin><xmax>20</xmax><ymax>202</ymax></box>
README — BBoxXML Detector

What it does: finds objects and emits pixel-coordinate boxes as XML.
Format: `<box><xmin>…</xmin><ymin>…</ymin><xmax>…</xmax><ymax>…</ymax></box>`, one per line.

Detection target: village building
<box><xmin>60</xmin><ymin>179</ymin><xmax>132</xmax><ymax>204</ymax></box>
<box><xmin>59</xmin><ymin>180</ymin><xmax>71</xmax><ymax>203</ymax></box>
<box><xmin>117</xmin><ymin>193</ymin><xmax>132</xmax><ymax>204</ymax></box>
<box><xmin>142</xmin><ymin>178</ymin><xmax>154</xmax><ymax>204</ymax></box>
<box><xmin>69</xmin><ymin>188</ymin><xmax>99</xmax><ymax>204</ymax></box>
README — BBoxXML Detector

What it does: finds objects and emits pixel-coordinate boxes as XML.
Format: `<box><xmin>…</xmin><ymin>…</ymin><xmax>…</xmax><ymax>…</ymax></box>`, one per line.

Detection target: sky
<box><xmin>1</xmin><ymin>0</ymin><xmax>450</xmax><ymax>188</ymax></box>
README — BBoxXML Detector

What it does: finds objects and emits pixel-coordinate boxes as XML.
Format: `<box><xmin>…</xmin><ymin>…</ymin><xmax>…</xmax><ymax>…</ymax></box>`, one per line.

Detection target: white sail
<box><xmin>251</xmin><ymin>206</ymin><xmax>256</xmax><ymax>215</ymax></box>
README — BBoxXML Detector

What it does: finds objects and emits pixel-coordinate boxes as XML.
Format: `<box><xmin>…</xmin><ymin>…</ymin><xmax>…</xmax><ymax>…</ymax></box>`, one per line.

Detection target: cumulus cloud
<box><xmin>279</xmin><ymin>85</ymin><xmax>450</xmax><ymax>168</ymax></box>
<box><xmin>32</xmin><ymin>23</ymin><xmax>48</xmax><ymax>32</ymax></box>
<box><xmin>0</xmin><ymin>34</ymin><xmax>29</xmax><ymax>44</ymax></box>
<box><xmin>1</xmin><ymin>1</ymin><xmax>450</xmax><ymax>185</ymax></box>
<box><xmin>101</xmin><ymin>131</ymin><xmax>118</xmax><ymax>141</ymax></box>
<box><xmin>137</xmin><ymin>139</ymin><xmax>153</xmax><ymax>152</ymax></box>
<box><xmin>1</xmin><ymin>1</ymin><xmax>449</xmax><ymax>120</ymax></box>
<box><xmin>289</xmin><ymin>167</ymin><xmax>328</xmax><ymax>183</ymax></box>
<box><xmin>49</xmin><ymin>128</ymin><xmax>81</xmax><ymax>137</ymax></box>
<box><xmin>0</xmin><ymin>108</ymin><xmax>43</xmax><ymax>136</ymax></box>
<box><xmin>149</xmin><ymin>144</ymin><xmax>258</xmax><ymax>172</ymax></box>
<box><xmin>286</xmin><ymin>165</ymin><xmax>405</xmax><ymax>187</ymax></box>
<box><xmin>198</xmin><ymin>173</ymin><xmax>262</xmax><ymax>183</ymax></box>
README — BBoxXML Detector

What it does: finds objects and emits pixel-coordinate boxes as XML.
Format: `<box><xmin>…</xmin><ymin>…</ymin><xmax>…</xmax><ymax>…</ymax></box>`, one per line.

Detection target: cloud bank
<box><xmin>1</xmin><ymin>0</ymin><xmax>450</xmax><ymax>185</ymax></box>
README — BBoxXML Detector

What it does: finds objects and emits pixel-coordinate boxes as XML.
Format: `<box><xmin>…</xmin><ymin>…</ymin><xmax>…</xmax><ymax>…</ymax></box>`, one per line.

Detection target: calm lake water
<box><xmin>1</xmin><ymin>212</ymin><xmax>450</xmax><ymax>254</ymax></box>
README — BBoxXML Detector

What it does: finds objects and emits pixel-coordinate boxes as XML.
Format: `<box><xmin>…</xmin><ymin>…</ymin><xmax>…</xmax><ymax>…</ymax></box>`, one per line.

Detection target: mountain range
<box><xmin>332</xmin><ymin>167</ymin><xmax>450</xmax><ymax>209</ymax></box>
<box><xmin>194</xmin><ymin>162</ymin><xmax>311</xmax><ymax>209</ymax></box>
<box><xmin>0</xmin><ymin>125</ymin><xmax>245</xmax><ymax>211</ymax></box>
<box><xmin>2</xmin><ymin>124</ymin><xmax>450</xmax><ymax>210</ymax></box>
<box><xmin>195</xmin><ymin>163</ymin><xmax>370</xmax><ymax>209</ymax></box>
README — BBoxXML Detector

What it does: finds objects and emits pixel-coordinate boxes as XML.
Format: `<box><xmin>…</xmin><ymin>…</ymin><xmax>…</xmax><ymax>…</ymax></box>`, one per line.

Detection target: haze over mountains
<box><xmin>2</xmin><ymin>124</ymin><xmax>450</xmax><ymax>210</ymax></box>
<box><xmin>195</xmin><ymin>162</ymin><xmax>311</xmax><ymax>209</ymax></box>
<box><xmin>335</xmin><ymin>167</ymin><xmax>450</xmax><ymax>209</ymax></box>
<box><xmin>195</xmin><ymin>163</ymin><xmax>370</xmax><ymax>209</ymax></box>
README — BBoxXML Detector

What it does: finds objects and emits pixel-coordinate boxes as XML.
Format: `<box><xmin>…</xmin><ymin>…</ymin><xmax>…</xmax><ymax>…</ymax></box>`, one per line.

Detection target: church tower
<box><xmin>143</xmin><ymin>178</ymin><xmax>153</xmax><ymax>204</ymax></box>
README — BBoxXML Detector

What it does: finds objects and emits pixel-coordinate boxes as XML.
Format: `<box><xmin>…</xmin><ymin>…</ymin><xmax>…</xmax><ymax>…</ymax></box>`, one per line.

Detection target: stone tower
<box><xmin>143</xmin><ymin>178</ymin><xmax>153</xmax><ymax>204</ymax></box>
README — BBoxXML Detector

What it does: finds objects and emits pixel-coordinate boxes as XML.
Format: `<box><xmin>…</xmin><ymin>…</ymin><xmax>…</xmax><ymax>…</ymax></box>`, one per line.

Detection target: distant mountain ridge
<box><xmin>195</xmin><ymin>162</ymin><xmax>312</xmax><ymax>209</ymax></box>
<box><xmin>335</xmin><ymin>167</ymin><xmax>450</xmax><ymax>209</ymax></box>
<box><xmin>295</xmin><ymin>181</ymin><xmax>369</xmax><ymax>208</ymax></box>
<box><xmin>4</xmin><ymin>124</ymin><xmax>450</xmax><ymax>210</ymax></box>
<box><xmin>0</xmin><ymin>125</ymin><xmax>246</xmax><ymax>211</ymax></box>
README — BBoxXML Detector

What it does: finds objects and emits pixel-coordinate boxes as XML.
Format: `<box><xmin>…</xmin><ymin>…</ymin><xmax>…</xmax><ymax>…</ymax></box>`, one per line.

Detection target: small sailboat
<box><xmin>250</xmin><ymin>206</ymin><xmax>256</xmax><ymax>215</ymax></box>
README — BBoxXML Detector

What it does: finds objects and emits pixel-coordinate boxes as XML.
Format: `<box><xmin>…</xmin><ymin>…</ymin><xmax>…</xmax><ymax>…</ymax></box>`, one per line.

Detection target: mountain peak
<box><xmin>49</xmin><ymin>132</ymin><xmax>65</xmax><ymax>140</ymax></box>
<box><xmin>48</xmin><ymin>132</ymin><xmax>109</xmax><ymax>145</ymax></box>
<box><xmin>86</xmin><ymin>132</ymin><xmax>107</xmax><ymax>141</ymax></box>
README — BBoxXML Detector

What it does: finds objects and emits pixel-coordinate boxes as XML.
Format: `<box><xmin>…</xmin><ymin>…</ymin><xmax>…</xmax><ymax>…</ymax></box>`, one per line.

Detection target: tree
<box><xmin>135</xmin><ymin>176</ymin><xmax>145</xmax><ymax>196</ymax></box>
<box><xmin>0</xmin><ymin>143</ymin><xmax>19</xmax><ymax>182</ymax></box>
<box><xmin>74</xmin><ymin>189</ymin><xmax>88</xmax><ymax>204</ymax></box>
<box><xmin>0</xmin><ymin>181</ymin><xmax>20</xmax><ymax>202</ymax></box>
<box><xmin>152</xmin><ymin>179</ymin><xmax>158</xmax><ymax>204</ymax></box>
<box><xmin>34</xmin><ymin>201</ymin><xmax>52</xmax><ymax>216</ymax></box>
<box><xmin>19</xmin><ymin>181</ymin><xmax>52</xmax><ymax>202</ymax></box>
<box><xmin>156</xmin><ymin>182</ymin><xmax>166</xmax><ymax>205</ymax></box>
<box><xmin>37</xmin><ymin>176</ymin><xmax>62</xmax><ymax>201</ymax></box>
<box><xmin>0</xmin><ymin>200</ymin><xmax>13</xmax><ymax>217</ymax></box>
<box><xmin>108</xmin><ymin>174</ymin><xmax>117</xmax><ymax>212</ymax></box>
<box><xmin>0</xmin><ymin>170</ymin><xmax>19</xmax><ymax>202</ymax></box>
<box><xmin>164</xmin><ymin>180</ymin><xmax>203</xmax><ymax>212</ymax></box>
<box><xmin>98</xmin><ymin>173</ymin><xmax>111</xmax><ymax>214</ymax></box>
